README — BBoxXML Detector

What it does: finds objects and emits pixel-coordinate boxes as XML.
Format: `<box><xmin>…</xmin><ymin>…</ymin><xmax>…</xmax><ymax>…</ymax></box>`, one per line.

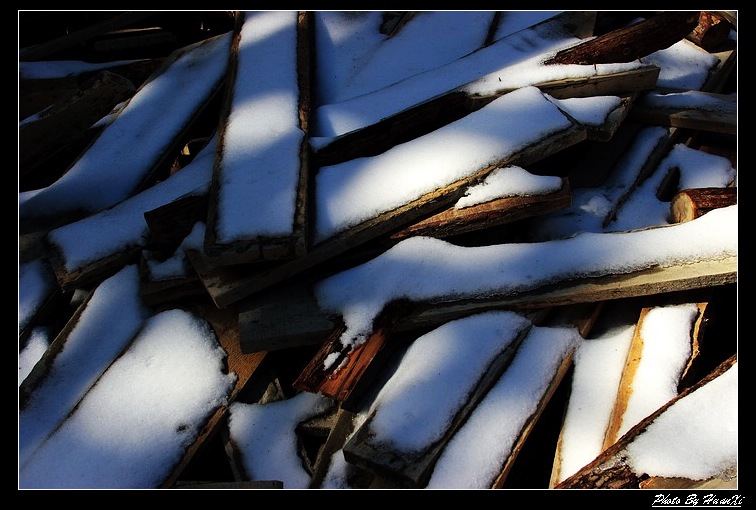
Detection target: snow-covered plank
<box><xmin>235</xmin><ymin>217</ymin><xmax>736</xmax><ymax>355</ymax></box>
<box><xmin>19</xmin><ymin>70</ymin><xmax>135</xmax><ymax>180</ymax></box>
<box><xmin>628</xmin><ymin>90</ymin><xmax>737</xmax><ymax>134</ymax></box>
<box><xmin>45</xmin><ymin>134</ymin><xmax>217</xmax><ymax>292</ymax></box>
<box><xmin>602</xmin><ymin>303</ymin><xmax>706</xmax><ymax>448</ymax></box>
<box><xmin>425</xmin><ymin>324</ymin><xmax>581</xmax><ymax>489</ymax></box>
<box><xmin>19</xmin><ymin>307</ymin><xmax>237</xmax><ymax>489</ymax></box>
<box><xmin>203</xmin><ymin>11</ymin><xmax>312</xmax><ymax>266</ymax></box>
<box><xmin>19</xmin><ymin>265</ymin><xmax>150</xmax><ymax>469</ymax></box>
<box><xmin>342</xmin><ymin>311</ymin><xmax>535</xmax><ymax>488</ymax></box>
<box><xmin>18</xmin><ymin>32</ymin><xmax>231</xmax><ymax>228</ymax></box>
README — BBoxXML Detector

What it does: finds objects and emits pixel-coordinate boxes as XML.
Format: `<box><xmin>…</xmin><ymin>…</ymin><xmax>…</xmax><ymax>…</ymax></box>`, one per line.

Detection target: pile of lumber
<box><xmin>18</xmin><ymin>11</ymin><xmax>737</xmax><ymax>490</ymax></box>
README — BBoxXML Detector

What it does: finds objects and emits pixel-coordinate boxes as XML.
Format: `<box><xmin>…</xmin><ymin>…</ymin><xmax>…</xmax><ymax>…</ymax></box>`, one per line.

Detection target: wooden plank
<box><xmin>628</xmin><ymin>91</ymin><xmax>736</xmax><ymax>135</ymax></box>
<box><xmin>308</xmin><ymin>407</ymin><xmax>359</xmax><ymax>489</ymax></box>
<box><xmin>544</xmin><ymin>11</ymin><xmax>701</xmax><ymax>65</ymax></box>
<box><xmin>236</xmin><ymin>254</ymin><xmax>735</xmax><ymax>354</ymax></box>
<box><xmin>670</xmin><ymin>187</ymin><xmax>737</xmax><ymax>223</ymax></box>
<box><xmin>203</xmin><ymin>11</ymin><xmax>312</xmax><ymax>266</ymax></box>
<box><xmin>389</xmin><ymin>178</ymin><xmax>571</xmax><ymax>241</ymax></box>
<box><xmin>342</xmin><ymin>316</ymin><xmax>534</xmax><ymax>488</ymax></box>
<box><xmin>555</xmin><ymin>354</ymin><xmax>736</xmax><ymax>489</ymax></box>
<box><xmin>138</xmin><ymin>254</ymin><xmax>206</xmax><ymax>307</ymax></box>
<box><xmin>143</xmin><ymin>192</ymin><xmax>210</xmax><ymax>255</ymax></box>
<box><xmin>19</xmin><ymin>32</ymin><xmax>230</xmax><ymax>229</ymax></box>
<box><xmin>490</xmin><ymin>350</ymin><xmax>575</xmax><ymax>488</ymax></box>
<box><xmin>314</xmin><ymin>66</ymin><xmax>658</xmax><ymax>168</ymax></box>
<box><xmin>159</xmin><ymin>299</ymin><xmax>267</xmax><ymax>488</ymax></box>
<box><xmin>238</xmin><ymin>282</ymin><xmax>338</xmax><ymax>352</ymax></box>
<box><xmin>601</xmin><ymin>303</ymin><xmax>707</xmax><ymax>449</ymax></box>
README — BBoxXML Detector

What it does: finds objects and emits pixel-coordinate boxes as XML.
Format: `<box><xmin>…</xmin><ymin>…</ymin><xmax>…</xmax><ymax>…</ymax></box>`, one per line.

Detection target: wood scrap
<box><xmin>544</xmin><ymin>11</ymin><xmax>701</xmax><ymax>65</ymax></box>
<box><xmin>686</xmin><ymin>11</ymin><xmax>733</xmax><ymax>51</ymax></box>
<box><xmin>670</xmin><ymin>187</ymin><xmax>737</xmax><ymax>223</ymax></box>
<box><xmin>628</xmin><ymin>91</ymin><xmax>736</xmax><ymax>135</ymax></box>
<box><xmin>293</xmin><ymin>301</ymin><xmax>410</xmax><ymax>402</ymax></box>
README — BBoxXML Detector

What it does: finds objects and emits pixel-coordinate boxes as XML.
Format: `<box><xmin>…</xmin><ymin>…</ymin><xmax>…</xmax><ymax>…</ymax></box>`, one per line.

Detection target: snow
<box><xmin>19</xmin><ymin>11</ymin><xmax>737</xmax><ymax>490</ymax></box>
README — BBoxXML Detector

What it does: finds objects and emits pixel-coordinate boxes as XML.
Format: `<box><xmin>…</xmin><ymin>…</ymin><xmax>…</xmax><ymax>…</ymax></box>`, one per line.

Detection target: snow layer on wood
<box><xmin>19</xmin><ymin>265</ymin><xmax>150</xmax><ymax>468</ymax></box>
<box><xmin>314</xmin><ymin>86</ymin><xmax>574</xmax><ymax>242</ymax></box>
<box><xmin>47</xmin><ymin>135</ymin><xmax>217</xmax><ymax>272</ymax></box>
<box><xmin>213</xmin><ymin>11</ymin><xmax>305</xmax><ymax>242</ymax></box>
<box><xmin>426</xmin><ymin>325</ymin><xmax>581</xmax><ymax>489</ymax></box>
<box><xmin>227</xmin><ymin>391</ymin><xmax>334</xmax><ymax>489</ymax></box>
<box><xmin>359</xmin><ymin>311</ymin><xmax>532</xmax><ymax>454</ymax></box>
<box><xmin>625</xmin><ymin>361</ymin><xmax>737</xmax><ymax>481</ymax></box>
<box><xmin>314</xmin><ymin>205</ymin><xmax>737</xmax><ymax>349</ymax></box>
<box><xmin>19</xmin><ymin>308</ymin><xmax>236</xmax><ymax>489</ymax></box>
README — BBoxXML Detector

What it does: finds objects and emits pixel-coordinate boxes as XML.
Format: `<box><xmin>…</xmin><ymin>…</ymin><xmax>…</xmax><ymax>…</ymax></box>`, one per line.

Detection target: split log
<box><xmin>670</xmin><ymin>187</ymin><xmax>737</xmax><ymax>223</ymax></box>
<box><xmin>555</xmin><ymin>354</ymin><xmax>737</xmax><ymax>489</ymax></box>
<box><xmin>544</xmin><ymin>11</ymin><xmax>701</xmax><ymax>65</ymax></box>
<box><xmin>293</xmin><ymin>302</ymin><xmax>410</xmax><ymax>402</ymax></box>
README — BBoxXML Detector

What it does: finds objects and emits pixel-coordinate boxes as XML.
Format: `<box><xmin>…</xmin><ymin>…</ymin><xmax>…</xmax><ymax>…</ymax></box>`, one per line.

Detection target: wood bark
<box><xmin>545</xmin><ymin>11</ymin><xmax>701</xmax><ymax>65</ymax></box>
<box><xmin>687</xmin><ymin>11</ymin><xmax>733</xmax><ymax>51</ymax></box>
<box><xmin>670</xmin><ymin>187</ymin><xmax>737</xmax><ymax>223</ymax></box>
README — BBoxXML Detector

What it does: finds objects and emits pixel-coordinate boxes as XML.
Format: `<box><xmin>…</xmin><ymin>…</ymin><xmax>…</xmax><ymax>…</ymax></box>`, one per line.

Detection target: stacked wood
<box><xmin>17</xmin><ymin>11</ymin><xmax>737</xmax><ymax>491</ymax></box>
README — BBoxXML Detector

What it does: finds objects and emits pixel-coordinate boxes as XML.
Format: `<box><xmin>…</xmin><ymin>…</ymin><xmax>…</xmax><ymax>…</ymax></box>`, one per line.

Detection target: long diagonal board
<box><xmin>203</xmin><ymin>11</ymin><xmax>312</xmax><ymax>266</ymax></box>
<box><xmin>189</xmin><ymin>86</ymin><xmax>588</xmax><ymax>308</ymax></box>
<box><xmin>238</xmin><ymin>205</ymin><xmax>737</xmax><ymax>354</ymax></box>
